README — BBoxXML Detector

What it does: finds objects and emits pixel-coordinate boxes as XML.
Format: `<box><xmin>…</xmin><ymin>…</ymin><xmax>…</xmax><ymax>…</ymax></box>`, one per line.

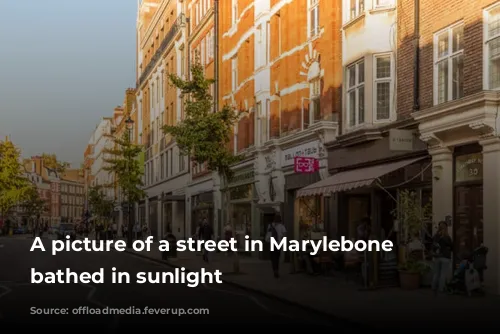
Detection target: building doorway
<box><xmin>454</xmin><ymin>185</ymin><xmax>483</xmax><ymax>260</ymax></box>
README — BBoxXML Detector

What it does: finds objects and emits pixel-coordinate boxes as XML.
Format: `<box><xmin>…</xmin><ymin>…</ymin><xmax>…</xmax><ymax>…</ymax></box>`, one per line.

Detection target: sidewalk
<box><xmin>84</xmin><ymin>236</ymin><xmax>500</xmax><ymax>328</ymax></box>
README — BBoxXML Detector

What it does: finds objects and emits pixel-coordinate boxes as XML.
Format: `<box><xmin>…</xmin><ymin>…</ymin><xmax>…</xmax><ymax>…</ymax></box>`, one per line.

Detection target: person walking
<box><xmin>198</xmin><ymin>218</ymin><xmax>213</xmax><ymax>262</ymax></box>
<box><xmin>432</xmin><ymin>221</ymin><xmax>453</xmax><ymax>295</ymax></box>
<box><xmin>265</xmin><ymin>214</ymin><xmax>287</xmax><ymax>278</ymax></box>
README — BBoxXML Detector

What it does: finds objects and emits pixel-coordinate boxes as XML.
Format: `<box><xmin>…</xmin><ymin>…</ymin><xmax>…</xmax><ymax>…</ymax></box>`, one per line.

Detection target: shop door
<box><xmin>454</xmin><ymin>185</ymin><xmax>483</xmax><ymax>260</ymax></box>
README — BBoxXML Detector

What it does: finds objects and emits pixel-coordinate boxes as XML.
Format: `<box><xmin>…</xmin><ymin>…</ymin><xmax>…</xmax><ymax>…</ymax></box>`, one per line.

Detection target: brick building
<box><xmin>218</xmin><ymin>0</ymin><xmax>342</xmax><ymax>247</ymax></box>
<box><xmin>184</xmin><ymin>0</ymin><xmax>217</xmax><ymax>239</ymax></box>
<box><xmin>136</xmin><ymin>0</ymin><xmax>189</xmax><ymax>240</ymax></box>
<box><xmin>408</xmin><ymin>0</ymin><xmax>500</xmax><ymax>294</ymax></box>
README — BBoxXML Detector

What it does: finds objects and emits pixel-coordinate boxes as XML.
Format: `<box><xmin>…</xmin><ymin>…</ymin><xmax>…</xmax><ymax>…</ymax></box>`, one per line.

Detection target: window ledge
<box><xmin>342</xmin><ymin>13</ymin><xmax>366</xmax><ymax>30</ymax></box>
<box><xmin>369</xmin><ymin>6</ymin><xmax>396</xmax><ymax>15</ymax></box>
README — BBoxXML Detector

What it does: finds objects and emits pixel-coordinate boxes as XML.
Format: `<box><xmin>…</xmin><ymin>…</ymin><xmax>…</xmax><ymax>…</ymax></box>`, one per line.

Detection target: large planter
<box><xmin>399</xmin><ymin>270</ymin><xmax>420</xmax><ymax>290</ymax></box>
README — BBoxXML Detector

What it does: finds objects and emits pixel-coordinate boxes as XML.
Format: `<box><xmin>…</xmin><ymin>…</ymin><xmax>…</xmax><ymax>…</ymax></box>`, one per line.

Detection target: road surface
<box><xmin>0</xmin><ymin>235</ymin><xmax>367</xmax><ymax>330</ymax></box>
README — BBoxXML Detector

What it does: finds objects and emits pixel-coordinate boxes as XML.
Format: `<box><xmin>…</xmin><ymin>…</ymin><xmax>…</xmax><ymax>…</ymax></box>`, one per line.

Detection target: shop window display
<box><xmin>297</xmin><ymin>197</ymin><xmax>324</xmax><ymax>239</ymax></box>
<box><xmin>231</xmin><ymin>203</ymin><xmax>251</xmax><ymax>249</ymax></box>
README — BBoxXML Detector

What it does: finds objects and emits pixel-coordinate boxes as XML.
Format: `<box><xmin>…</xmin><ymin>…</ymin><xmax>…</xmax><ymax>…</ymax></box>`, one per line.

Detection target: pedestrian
<box><xmin>265</xmin><ymin>214</ymin><xmax>287</xmax><ymax>278</ymax></box>
<box><xmin>198</xmin><ymin>218</ymin><xmax>213</xmax><ymax>262</ymax></box>
<box><xmin>432</xmin><ymin>221</ymin><xmax>453</xmax><ymax>295</ymax></box>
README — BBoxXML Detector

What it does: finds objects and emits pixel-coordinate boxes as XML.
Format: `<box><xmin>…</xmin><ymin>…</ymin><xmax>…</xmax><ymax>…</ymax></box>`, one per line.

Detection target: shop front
<box><xmin>413</xmin><ymin>92</ymin><xmax>499</xmax><ymax>293</ymax></box>
<box><xmin>190</xmin><ymin>191</ymin><xmax>213</xmax><ymax>239</ymax></box>
<box><xmin>225</xmin><ymin>167</ymin><xmax>256</xmax><ymax>253</ymax></box>
<box><xmin>297</xmin><ymin>128</ymin><xmax>431</xmax><ymax>287</ymax></box>
<box><xmin>148</xmin><ymin>196</ymin><xmax>158</xmax><ymax>239</ymax></box>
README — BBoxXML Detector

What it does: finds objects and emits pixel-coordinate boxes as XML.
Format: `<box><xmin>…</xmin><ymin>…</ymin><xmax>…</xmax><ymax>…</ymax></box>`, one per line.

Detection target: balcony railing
<box><xmin>137</xmin><ymin>14</ymin><xmax>185</xmax><ymax>88</ymax></box>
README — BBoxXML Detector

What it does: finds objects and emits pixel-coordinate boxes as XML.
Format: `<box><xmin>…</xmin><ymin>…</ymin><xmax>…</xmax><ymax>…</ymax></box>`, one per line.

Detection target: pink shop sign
<box><xmin>294</xmin><ymin>157</ymin><xmax>319</xmax><ymax>173</ymax></box>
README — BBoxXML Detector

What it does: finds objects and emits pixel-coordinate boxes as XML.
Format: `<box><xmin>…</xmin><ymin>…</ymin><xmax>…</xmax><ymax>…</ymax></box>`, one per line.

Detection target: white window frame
<box><xmin>232</xmin><ymin>56</ymin><xmax>238</xmax><ymax>90</ymax></box>
<box><xmin>433</xmin><ymin>22</ymin><xmax>464</xmax><ymax>105</ymax></box>
<box><xmin>308</xmin><ymin>0</ymin><xmax>320</xmax><ymax>38</ymax></box>
<box><xmin>373</xmin><ymin>52</ymin><xmax>394</xmax><ymax>122</ymax></box>
<box><xmin>257</xmin><ymin>101</ymin><xmax>269</xmax><ymax>145</ymax></box>
<box><xmin>346</xmin><ymin>59</ymin><xmax>365</xmax><ymax>128</ymax></box>
<box><xmin>309</xmin><ymin>78</ymin><xmax>321</xmax><ymax>125</ymax></box>
<box><xmin>232</xmin><ymin>0</ymin><xmax>238</xmax><ymax>26</ymax></box>
<box><xmin>484</xmin><ymin>3</ymin><xmax>500</xmax><ymax>90</ymax></box>
<box><xmin>348</xmin><ymin>0</ymin><xmax>365</xmax><ymax>22</ymax></box>
<box><xmin>374</xmin><ymin>0</ymin><xmax>395</xmax><ymax>8</ymax></box>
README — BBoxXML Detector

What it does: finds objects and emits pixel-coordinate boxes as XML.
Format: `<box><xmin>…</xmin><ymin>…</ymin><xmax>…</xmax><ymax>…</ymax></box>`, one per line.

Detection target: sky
<box><xmin>0</xmin><ymin>0</ymin><xmax>137</xmax><ymax>167</ymax></box>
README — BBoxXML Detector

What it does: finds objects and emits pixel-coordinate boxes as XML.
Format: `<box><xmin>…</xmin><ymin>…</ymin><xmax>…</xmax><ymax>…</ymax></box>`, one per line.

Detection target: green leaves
<box><xmin>21</xmin><ymin>186</ymin><xmax>48</xmax><ymax>218</ymax></box>
<box><xmin>0</xmin><ymin>139</ymin><xmax>33</xmax><ymax>215</ymax></box>
<box><xmin>88</xmin><ymin>185</ymin><xmax>114</xmax><ymax>219</ymax></box>
<box><xmin>103</xmin><ymin>130</ymin><xmax>145</xmax><ymax>204</ymax></box>
<box><xmin>163</xmin><ymin>62</ymin><xmax>239</xmax><ymax>181</ymax></box>
<box><xmin>41</xmin><ymin>153</ymin><xmax>69</xmax><ymax>173</ymax></box>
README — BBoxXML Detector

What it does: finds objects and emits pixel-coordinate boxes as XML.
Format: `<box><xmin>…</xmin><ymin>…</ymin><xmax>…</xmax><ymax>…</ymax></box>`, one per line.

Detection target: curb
<box><xmin>123</xmin><ymin>248</ymin><xmax>371</xmax><ymax>329</ymax></box>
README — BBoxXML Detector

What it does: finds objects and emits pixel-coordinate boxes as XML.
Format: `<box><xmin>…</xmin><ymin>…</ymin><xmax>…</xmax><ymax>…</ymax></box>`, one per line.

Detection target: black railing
<box><xmin>137</xmin><ymin>14</ymin><xmax>185</xmax><ymax>88</ymax></box>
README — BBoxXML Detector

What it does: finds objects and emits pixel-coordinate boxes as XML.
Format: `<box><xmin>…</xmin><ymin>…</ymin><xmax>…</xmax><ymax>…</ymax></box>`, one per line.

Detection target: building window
<box><xmin>375</xmin><ymin>0</ymin><xmax>394</xmax><ymax>7</ymax></box>
<box><xmin>180</xmin><ymin>47</ymin><xmax>185</xmax><ymax>76</ymax></box>
<box><xmin>349</xmin><ymin>0</ymin><xmax>365</xmax><ymax>21</ymax></box>
<box><xmin>374</xmin><ymin>53</ymin><xmax>393</xmax><ymax>121</ymax></box>
<box><xmin>485</xmin><ymin>5</ymin><xmax>500</xmax><ymax>89</ymax></box>
<box><xmin>257</xmin><ymin>102</ymin><xmax>268</xmax><ymax>145</ymax></box>
<box><xmin>310</xmin><ymin>78</ymin><xmax>321</xmax><ymax>124</ymax></box>
<box><xmin>346</xmin><ymin>60</ymin><xmax>365</xmax><ymax>127</ymax></box>
<box><xmin>434</xmin><ymin>24</ymin><xmax>464</xmax><ymax>104</ymax></box>
<box><xmin>232</xmin><ymin>0</ymin><xmax>238</xmax><ymax>26</ymax></box>
<box><xmin>232</xmin><ymin>56</ymin><xmax>238</xmax><ymax>90</ymax></box>
<box><xmin>308</xmin><ymin>0</ymin><xmax>319</xmax><ymax>38</ymax></box>
<box><xmin>179</xmin><ymin>153</ymin><xmax>185</xmax><ymax>172</ymax></box>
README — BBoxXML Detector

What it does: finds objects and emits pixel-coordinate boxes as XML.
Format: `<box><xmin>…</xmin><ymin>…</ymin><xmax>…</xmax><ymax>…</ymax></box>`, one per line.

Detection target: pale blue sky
<box><xmin>0</xmin><ymin>0</ymin><xmax>137</xmax><ymax>167</ymax></box>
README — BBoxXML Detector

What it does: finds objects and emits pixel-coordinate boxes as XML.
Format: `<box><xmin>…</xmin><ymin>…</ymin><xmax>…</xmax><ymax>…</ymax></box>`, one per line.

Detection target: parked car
<box><xmin>13</xmin><ymin>226</ymin><xmax>26</xmax><ymax>234</ymax></box>
<box><xmin>57</xmin><ymin>223</ymin><xmax>76</xmax><ymax>240</ymax></box>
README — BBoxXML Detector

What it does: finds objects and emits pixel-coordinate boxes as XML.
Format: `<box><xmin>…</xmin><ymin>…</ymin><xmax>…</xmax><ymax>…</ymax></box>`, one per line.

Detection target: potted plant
<box><xmin>393</xmin><ymin>189</ymin><xmax>432</xmax><ymax>290</ymax></box>
<box><xmin>398</xmin><ymin>258</ymin><xmax>430</xmax><ymax>289</ymax></box>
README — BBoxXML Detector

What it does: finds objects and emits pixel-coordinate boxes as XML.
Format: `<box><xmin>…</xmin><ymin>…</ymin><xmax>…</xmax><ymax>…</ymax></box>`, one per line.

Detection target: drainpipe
<box><xmin>214</xmin><ymin>0</ymin><xmax>219</xmax><ymax>113</ymax></box>
<box><xmin>413</xmin><ymin>0</ymin><xmax>420</xmax><ymax>111</ymax></box>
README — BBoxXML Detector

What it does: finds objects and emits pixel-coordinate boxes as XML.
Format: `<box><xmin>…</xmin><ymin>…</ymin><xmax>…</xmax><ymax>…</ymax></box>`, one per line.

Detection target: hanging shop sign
<box><xmin>294</xmin><ymin>157</ymin><xmax>319</xmax><ymax>173</ymax></box>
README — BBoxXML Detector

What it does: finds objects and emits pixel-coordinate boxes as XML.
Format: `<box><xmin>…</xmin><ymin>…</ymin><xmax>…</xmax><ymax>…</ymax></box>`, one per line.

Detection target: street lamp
<box><xmin>125</xmin><ymin>116</ymin><xmax>134</xmax><ymax>248</ymax></box>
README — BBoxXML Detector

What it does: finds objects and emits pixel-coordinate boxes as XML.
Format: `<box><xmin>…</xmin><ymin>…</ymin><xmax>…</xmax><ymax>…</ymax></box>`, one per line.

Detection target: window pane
<box><xmin>348</xmin><ymin>66</ymin><xmax>356</xmax><ymax>87</ymax></box>
<box><xmin>359</xmin><ymin>0</ymin><xmax>365</xmax><ymax>13</ymax></box>
<box><xmin>452</xmin><ymin>26</ymin><xmax>464</xmax><ymax>52</ymax></box>
<box><xmin>313</xmin><ymin>98</ymin><xmax>321</xmax><ymax>122</ymax></box>
<box><xmin>358</xmin><ymin>86</ymin><xmax>365</xmax><ymax>124</ymax></box>
<box><xmin>452</xmin><ymin>54</ymin><xmax>463</xmax><ymax>100</ymax></box>
<box><xmin>376</xmin><ymin>56</ymin><xmax>391</xmax><ymax>78</ymax></box>
<box><xmin>437</xmin><ymin>32</ymin><xmax>449</xmax><ymax>58</ymax></box>
<box><xmin>376</xmin><ymin>82</ymin><xmax>390</xmax><ymax>120</ymax></box>
<box><xmin>358</xmin><ymin>61</ymin><xmax>365</xmax><ymax>83</ymax></box>
<box><xmin>349</xmin><ymin>91</ymin><xmax>356</xmax><ymax>126</ymax></box>
<box><xmin>490</xmin><ymin>38</ymin><xmax>500</xmax><ymax>89</ymax></box>
<box><xmin>350</xmin><ymin>0</ymin><xmax>356</xmax><ymax>19</ymax></box>
<box><xmin>437</xmin><ymin>60</ymin><xmax>448</xmax><ymax>103</ymax></box>
<box><xmin>489</xmin><ymin>7</ymin><xmax>500</xmax><ymax>38</ymax></box>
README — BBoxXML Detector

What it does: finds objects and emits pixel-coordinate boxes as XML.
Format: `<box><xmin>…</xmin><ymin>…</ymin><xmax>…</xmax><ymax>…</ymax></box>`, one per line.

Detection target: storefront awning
<box><xmin>296</xmin><ymin>156</ymin><xmax>426</xmax><ymax>197</ymax></box>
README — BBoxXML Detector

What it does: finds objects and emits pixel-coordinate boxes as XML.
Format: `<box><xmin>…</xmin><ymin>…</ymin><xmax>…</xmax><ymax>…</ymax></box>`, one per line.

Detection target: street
<box><xmin>0</xmin><ymin>236</ymin><xmax>367</xmax><ymax>329</ymax></box>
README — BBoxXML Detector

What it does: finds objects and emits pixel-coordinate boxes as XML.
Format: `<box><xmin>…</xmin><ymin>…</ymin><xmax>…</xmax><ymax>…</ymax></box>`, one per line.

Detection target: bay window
<box><xmin>434</xmin><ymin>24</ymin><xmax>464</xmax><ymax>104</ymax></box>
<box><xmin>374</xmin><ymin>54</ymin><xmax>392</xmax><ymax>121</ymax></box>
<box><xmin>346</xmin><ymin>60</ymin><xmax>365</xmax><ymax>127</ymax></box>
<box><xmin>485</xmin><ymin>5</ymin><xmax>500</xmax><ymax>89</ymax></box>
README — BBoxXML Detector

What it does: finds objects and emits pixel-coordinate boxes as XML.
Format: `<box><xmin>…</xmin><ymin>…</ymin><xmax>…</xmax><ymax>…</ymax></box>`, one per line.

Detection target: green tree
<box><xmin>87</xmin><ymin>185</ymin><xmax>114</xmax><ymax>227</ymax></box>
<box><xmin>103</xmin><ymin>130</ymin><xmax>145</xmax><ymax>247</ymax></box>
<box><xmin>0</xmin><ymin>139</ymin><xmax>32</xmax><ymax>219</ymax></box>
<box><xmin>21</xmin><ymin>186</ymin><xmax>48</xmax><ymax>223</ymax></box>
<box><xmin>163</xmin><ymin>61</ymin><xmax>240</xmax><ymax>181</ymax></box>
<box><xmin>162</xmin><ymin>61</ymin><xmax>241</xmax><ymax>271</ymax></box>
<box><xmin>42</xmin><ymin>153</ymin><xmax>69</xmax><ymax>173</ymax></box>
